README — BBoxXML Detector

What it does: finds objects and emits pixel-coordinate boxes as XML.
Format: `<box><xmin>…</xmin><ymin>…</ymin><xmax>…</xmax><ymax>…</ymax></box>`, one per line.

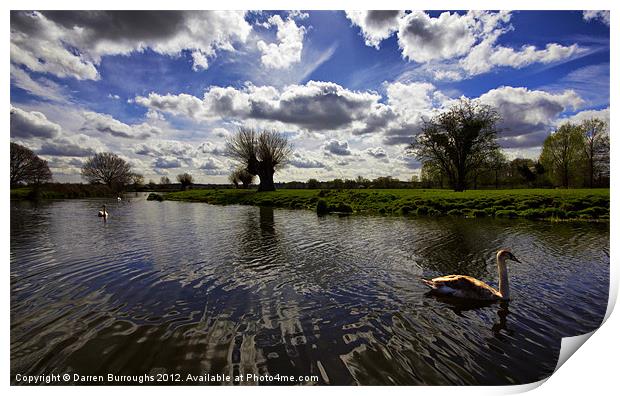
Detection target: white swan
<box><xmin>421</xmin><ymin>249</ymin><xmax>521</xmax><ymax>301</ymax></box>
<box><xmin>117</xmin><ymin>196</ymin><xmax>122</xmax><ymax>201</ymax></box>
<box><xmin>98</xmin><ymin>205</ymin><xmax>108</xmax><ymax>217</ymax></box>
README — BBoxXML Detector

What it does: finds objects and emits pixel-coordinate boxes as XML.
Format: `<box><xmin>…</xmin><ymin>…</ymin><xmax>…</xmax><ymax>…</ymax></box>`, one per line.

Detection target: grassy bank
<box><xmin>163</xmin><ymin>188</ymin><xmax>609</xmax><ymax>221</ymax></box>
<box><xmin>11</xmin><ymin>184</ymin><xmax>118</xmax><ymax>200</ymax></box>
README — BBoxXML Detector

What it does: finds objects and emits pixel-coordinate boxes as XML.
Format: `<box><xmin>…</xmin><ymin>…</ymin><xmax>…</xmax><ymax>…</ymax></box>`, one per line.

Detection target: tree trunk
<box><xmin>257</xmin><ymin>168</ymin><xmax>275</xmax><ymax>192</ymax></box>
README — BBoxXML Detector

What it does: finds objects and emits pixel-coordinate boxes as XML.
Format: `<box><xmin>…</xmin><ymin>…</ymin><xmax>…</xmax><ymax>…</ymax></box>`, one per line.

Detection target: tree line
<box><xmin>409</xmin><ymin>99</ymin><xmax>609</xmax><ymax>191</ymax></box>
<box><xmin>11</xmin><ymin>100</ymin><xmax>608</xmax><ymax>193</ymax></box>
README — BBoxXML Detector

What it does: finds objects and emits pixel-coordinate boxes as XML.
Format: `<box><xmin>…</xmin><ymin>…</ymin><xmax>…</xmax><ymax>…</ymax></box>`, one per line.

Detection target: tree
<box><xmin>177</xmin><ymin>173</ymin><xmax>194</xmax><ymax>190</ymax></box>
<box><xmin>226</xmin><ymin>128</ymin><xmax>292</xmax><ymax>192</ymax></box>
<box><xmin>420</xmin><ymin>161</ymin><xmax>445</xmax><ymax>188</ymax></box>
<box><xmin>229</xmin><ymin>168</ymin><xmax>255</xmax><ymax>188</ymax></box>
<box><xmin>307</xmin><ymin>178</ymin><xmax>320</xmax><ymax>189</ymax></box>
<box><xmin>81</xmin><ymin>152</ymin><xmax>132</xmax><ymax>187</ymax></box>
<box><xmin>409</xmin><ymin>99</ymin><xmax>501</xmax><ymax>191</ymax></box>
<box><xmin>10</xmin><ymin>142</ymin><xmax>52</xmax><ymax>185</ymax></box>
<box><xmin>160</xmin><ymin>176</ymin><xmax>170</xmax><ymax>185</ymax></box>
<box><xmin>539</xmin><ymin>123</ymin><xmax>585</xmax><ymax>188</ymax></box>
<box><xmin>486</xmin><ymin>149</ymin><xmax>508</xmax><ymax>189</ymax></box>
<box><xmin>131</xmin><ymin>173</ymin><xmax>144</xmax><ymax>187</ymax></box>
<box><xmin>580</xmin><ymin>118</ymin><xmax>609</xmax><ymax>187</ymax></box>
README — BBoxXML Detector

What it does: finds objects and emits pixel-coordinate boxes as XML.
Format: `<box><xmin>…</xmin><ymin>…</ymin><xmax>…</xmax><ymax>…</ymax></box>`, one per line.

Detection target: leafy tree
<box><xmin>177</xmin><ymin>173</ymin><xmax>194</xmax><ymax>190</ymax></box>
<box><xmin>486</xmin><ymin>149</ymin><xmax>508</xmax><ymax>189</ymax></box>
<box><xmin>409</xmin><ymin>99</ymin><xmax>501</xmax><ymax>191</ymax></box>
<box><xmin>580</xmin><ymin>118</ymin><xmax>609</xmax><ymax>187</ymax></box>
<box><xmin>226</xmin><ymin>127</ymin><xmax>292</xmax><ymax>192</ymax></box>
<box><xmin>160</xmin><ymin>176</ymin><xmax>170</xmax><ymax>185</ymax></box>
<box><xmin>10</xmin><ymin>142</ymin><xmax>53</xmax><ymax>185</ymax></box>
<box><xmin>539</xmin><ymin>123</ymin><xmax>585</xmax><ymax>188</ymax></box>
<box><xmin>420</xmin><ymin>161</ymin><xmax>445</xmax><ymax>188</ymax></box>
<box><xmin>307</xmin><ymin>178</ymin><xmax>320</xmax><ymax>189</ymax></box>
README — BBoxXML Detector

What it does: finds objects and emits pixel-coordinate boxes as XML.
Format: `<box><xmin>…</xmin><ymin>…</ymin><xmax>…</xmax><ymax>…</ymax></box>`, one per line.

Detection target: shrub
<box><xmin>428</xmin><ymin>208</ymin><xmax>442</xmax><ymax>217</ymax></box>
<box><xmin>147</xmin><ymin>193</ymin><xmax>164</xmax><ymax>201</ymax></box>
<box><xmin>447</xmin><ymin>209</ymin><xmax>464</xmax><ymax>216</ymax></box>
<box><xmin>400</xmin><ymin>206</ymin><xmax>413</xmax><ymax>215</ymax></box>
<box><xmin>316</xmin><ymin>199</ymin><xmax>328</xmax><ymax>215</ymax></box>
<box><xmin>471</xmin><ymin>209</ymin><xmax>486</xmax><ymax>218</ymax></box>
<box><xmin>495</xmin><ymin>210</ymin><xmax>518</xmax><ymax>218</ymax></box>
<box><xmin>416</xmin><ymin>206</ymin><xmax>429</xmax><ymax>216</ymax></box>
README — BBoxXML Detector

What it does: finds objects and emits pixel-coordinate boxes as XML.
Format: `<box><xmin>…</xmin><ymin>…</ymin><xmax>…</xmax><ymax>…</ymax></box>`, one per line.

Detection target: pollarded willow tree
<box><xmin>409</xmin><ymin>99</ymin><xmax>501</xmax><ymax>192</ymax></box>
<box><xmin>226</xmin><ymin>128</ymin><xmax>293</xmax><ymax>192</ymax></box>
<box><xmin>81</xmin><ymin>152</ymin><xmax>133</xmax><ymax>187</ymax></box>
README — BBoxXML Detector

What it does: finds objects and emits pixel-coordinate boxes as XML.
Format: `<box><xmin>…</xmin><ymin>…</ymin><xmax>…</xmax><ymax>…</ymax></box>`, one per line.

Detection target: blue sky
<box><xmin>10</xmin><ymin>10</ymin><xmax>610</xmax><ymax>183</ymax></box>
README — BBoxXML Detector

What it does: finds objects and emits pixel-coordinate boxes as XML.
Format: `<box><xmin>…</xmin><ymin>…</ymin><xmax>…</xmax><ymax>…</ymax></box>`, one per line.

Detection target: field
<box><xmin>163</xmin><ymin>188</ymin><xmax>610</xmax><ymax>221</ymax></box>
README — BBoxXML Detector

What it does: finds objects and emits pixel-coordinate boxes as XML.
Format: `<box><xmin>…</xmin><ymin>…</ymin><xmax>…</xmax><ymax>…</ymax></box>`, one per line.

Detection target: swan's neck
<box><xmin>497</xmin><ymin>256</ymin><xmax>510</xmax><ymax>300</ymax></box>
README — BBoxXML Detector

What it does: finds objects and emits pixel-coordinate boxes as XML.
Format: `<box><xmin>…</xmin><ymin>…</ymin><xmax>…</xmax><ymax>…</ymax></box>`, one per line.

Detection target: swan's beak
<box><xmin>511</xmin><ymin>255</ymin><xmax>521</xmax><ymax>263</ymax></box>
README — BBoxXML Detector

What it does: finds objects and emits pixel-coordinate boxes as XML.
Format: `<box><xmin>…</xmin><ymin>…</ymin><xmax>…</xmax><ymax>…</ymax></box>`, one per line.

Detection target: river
<box><xmin>10</xmin><ymin>193</ymin><xmax>609</xmax><ymax>385</ymax></box>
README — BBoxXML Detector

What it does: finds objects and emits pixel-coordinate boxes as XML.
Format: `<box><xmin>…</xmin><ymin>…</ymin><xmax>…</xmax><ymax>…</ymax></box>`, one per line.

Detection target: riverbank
<box><xmin>163</xmin><ymin>188</ymin><xmax>609</xmax><ymax>221</ymax></box>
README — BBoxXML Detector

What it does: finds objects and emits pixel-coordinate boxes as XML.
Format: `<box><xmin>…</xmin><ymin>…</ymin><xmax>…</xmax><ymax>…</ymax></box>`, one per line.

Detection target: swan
<box><xmin>98</xmin><ymin>205</ymin><xmax>108</xmax><ymax>217</ymax></box>
<box><xmin>117</xmin><ymin>196</ymin><xmax>122</xmax><ymax>201</ymax></box>
<box><xmin>421</xmin><ymin>249</ymin><xmax>521</xmax><ymax>301</ymax></box>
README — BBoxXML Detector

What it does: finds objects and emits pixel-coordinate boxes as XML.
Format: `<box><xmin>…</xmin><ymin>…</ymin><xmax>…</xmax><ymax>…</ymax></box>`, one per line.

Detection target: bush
<box><xmin>399</xmin><ymin>206</ymin><xmax>413</xmax><ymax>215</ymax></box>
<box><xmin>428</xmin><ymin>208</ymin><xmax>442</xmax><ymax>217</ymax></box>
<box><xmin>495</xmin><ymin>210</ymin><xmax>518</xmax><ymax>218</ymax></box>
<box><xmin>447</xmin><ymin>208</ymin><xmax>464</xmax><ymax>216</ymax></box>
<box><xmin>331</xmin><ymin>202</ymin><xmax>353</xmax><ymax>213</ymax></box>
<box><xmin>471</xmin><ymin>209</ymin><xmax>486</xmax><ymax>218</ymax></box>
<box><xmin>147</xmin><ymin>193</ymin><xmax>164</xmax><ymax>201</ymax></box>
<box><xmin>316</xmin><ymin>199</ymin><xmax>328</xmax><ymax>215</ymax></box>
<box><xmin>416</xmin><ymin>206</ymin><xmax>429</xmax><ymax>216</ymax></box>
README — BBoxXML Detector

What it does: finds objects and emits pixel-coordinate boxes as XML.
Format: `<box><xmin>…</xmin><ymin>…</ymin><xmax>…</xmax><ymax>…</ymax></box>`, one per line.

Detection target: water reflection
<box><xmin>10</xmin><ymin>198</ymin><xmax>609</xmax><ymax>385</ymax></box>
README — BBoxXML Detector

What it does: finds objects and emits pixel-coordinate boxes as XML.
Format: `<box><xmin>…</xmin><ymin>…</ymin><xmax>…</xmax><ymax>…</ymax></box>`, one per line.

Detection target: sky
<box><xmin>9</xmin><ymin>10</ymin><xmax>610</xmax><ymax>183</ymax></box>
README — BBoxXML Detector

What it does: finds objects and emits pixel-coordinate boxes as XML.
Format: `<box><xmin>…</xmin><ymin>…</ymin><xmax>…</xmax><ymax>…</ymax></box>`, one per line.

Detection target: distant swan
<box><xmin>421</xmin><ymin>250</ymin><xmax>521</xmax><ymax>301</ymax></box>
<box><xmin>98</xmin><ymin>205</ymin><xmax>108</xmax><ymax>217</ymax></box>
<box><xmin>117</xmin><ymin>196</ymin><xmax>122</xmax><ymax>201</ymax></box>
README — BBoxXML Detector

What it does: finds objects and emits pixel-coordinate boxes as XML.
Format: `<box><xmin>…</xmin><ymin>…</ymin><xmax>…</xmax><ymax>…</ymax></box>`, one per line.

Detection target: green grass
<box><xmin>164</xmin><ymin>188</ymin><xmax>609</xmax><ymax>221</ymax></box>
<box><xmin>11</xmin><ymin>184</ymin><xmax>116</xmax><ymax>200</ymax></box>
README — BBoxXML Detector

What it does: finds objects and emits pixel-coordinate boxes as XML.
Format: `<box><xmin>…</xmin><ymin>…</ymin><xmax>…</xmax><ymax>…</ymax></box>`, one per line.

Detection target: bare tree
<box><xmin>177</xmin><ymin>173</ymin><xmax>194</xmax><ymax>190</ymax></box>
<box><xmin>131</xmin><ymin>173</ymin><xmax>144</xmax><ymax>187</ymax></box>
<box><xmin>160</xmin><ymin>175</ymin><xmax>170</xmax><ymax>185</ymax></box>
<box><xmin>409</xmin><ymin>99</ymin><xmax>501</xmax><ymax>191</ymax></box>
<box><xmin>81</xmin><ymin>152</ymin><xmax>133</xmax><ymax>187</ymax></box>
<box><xmin>229</xmin><ymin>167</ymin><xmax>255</xmax><ymax>188</ymax></box>
<box><xmin>10</xmin><ymin>142</ymin><xmax>52</xmax><ymax>185</ymax></box>
<box><xmin>226</xmin><ymin>128</ymin><xmax>292</xmax><ymax>191</ymax></box>
<box><xmin>580</xmin><ymin>118</ymin><xmax>609</xmax><ymax>187</ymax></box>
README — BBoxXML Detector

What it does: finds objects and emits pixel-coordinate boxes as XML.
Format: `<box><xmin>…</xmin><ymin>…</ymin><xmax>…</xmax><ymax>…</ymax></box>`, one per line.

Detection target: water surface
<box><xmin>10</xmin><ymin>194</ymin><xmax>609</xmax><ymax>385</ymax></box>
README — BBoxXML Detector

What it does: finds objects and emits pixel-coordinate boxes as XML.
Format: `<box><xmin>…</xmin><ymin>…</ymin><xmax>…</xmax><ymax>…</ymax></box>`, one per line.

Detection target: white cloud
<box><xmin>10</xmin><ymin>105</ymin><xmax>62</xmax><ymax>139</ymax></box>
<box><xmin>583</xmin><ymin>10</ymin><xmax>610</xmax><ymax>26</ymax></box>
<box><xmin>397</xmin><ymin>11</ymin><xmax>480</xmax><ymax>63</ymax></box>
<box><xmin>10</xmin><ymin>65</ymin><xmax>68</xmax><ymax>102</ymax></box>
<box><xmin>81</xmin><ymin>111</ymin><xmax>162</xmax><ymax>139</ymax></box>
<box><xmin>323</xmin><ymin>139</ymin><xmax>352</xmax><ymax>156</ymax></box>
<box><xmin>11</xmin><ymin>11</ymin><xmax>252</xmax><ymax>80</ymax></box>
<box><xmin>478</xmin><ymin>86</ymin><xmax>584</xmax><ymax>147</ymax></box>
<box><xmin>257</xmin><ymin>14</ymin><xmax>306</xmax><ymax>69</ymax></box>
<box><xmin>556</xmin><ymin>107</ymin><xmax>609</xmax><ymax>128</ymax></box>
<box><xmin>345</xmin><ymin>11</ymin><xmax>404</xmax><ymax>48</ymax></box>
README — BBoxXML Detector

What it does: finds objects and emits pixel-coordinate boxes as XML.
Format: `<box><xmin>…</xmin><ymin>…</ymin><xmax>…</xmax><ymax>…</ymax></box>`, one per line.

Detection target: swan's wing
<box><xmin>427</xmin><ymin>275</ymin><xmax>499</xmax><ymax>300</ymax></box>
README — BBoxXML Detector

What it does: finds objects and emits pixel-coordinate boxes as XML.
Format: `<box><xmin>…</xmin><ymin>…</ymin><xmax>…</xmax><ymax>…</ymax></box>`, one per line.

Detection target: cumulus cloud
<box><xmin>257</xmin><ymin>14</ymin><xmax>306</xmax><ymax>69</ymax></box>
<box><xmin>324</xmin><ymin>139</ymin><xmax>352</xmax><ymax>156</ymax></box>
<box><xmin>478</xmin><ymin>86</ymin><xmax>584</xmax><ymax>147</ymax></box>
<box><xmin>345</xmin><ymin>10</ymin><xmax>404</xmax><ymax>48</ymax></box>
<box><xmin>153</xmin><ymin>157</ymin><xmax>182</xmax><ymax>169</ymax></box>
<box><xmin>461</xmin><ymin>42</ymin><xmax>581</xmax><ymax>76</ymax></box>
<box><xmin>81</xmin><ymin>111</ymin><xmax>162</xmax><ymax>139</ymax></box>
<box><xmin>38</xmin><ymin>134</ymin><xmax>100</xmax><ymax>157</ymax></box>
<box><xmin>136</xmin><ymin>81</ymin><xmax>382</xmax><ymax>131</ymax></box>
<box><xmin>345</xmin><ymin>10</ymin><xmax>579</xmax><ymax>79</ymax></box>
<box><xmin>10</xmin><ymin>11</ymin><xmax>252</xmax><ymax>79</ymax></box>
<box><xmin>289</xmin><ymin>152</ymin><xmax>326</xmax><ymax>168</ymax></box>
<box><xmin>366</xmin><ymin>147</ymin><xmax>387</xmax><ymax>158</ymax></box>
<box><xmin>583</xmin><ymin>10</ymin><xmax>610</xmax><ymax>26</ymax></box>
<box><xmin>10</xmin><ymin>65</ymin><xmax>68</xmax><ymax>102</ymax></box>
<box><xmin>397</xmin><ymin>11</ymin><xmax>481</xmax><ymax>63</ymax></box>
<box><xmin>556</xmin><ymin>107</ymin><xmax>609</xmax><ymax>128</ymax></box>
<box><xmin>10</xmin><ymin>105</ymin><xmax>62</xmax><ymax>139</ymax></box>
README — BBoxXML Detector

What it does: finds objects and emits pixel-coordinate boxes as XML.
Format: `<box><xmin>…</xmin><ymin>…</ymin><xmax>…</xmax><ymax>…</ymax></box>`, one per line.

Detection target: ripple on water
<box><xmin>10</xmin><ymin>197</ymin><xmax>609</xmax><ymax>384</ymax></box>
